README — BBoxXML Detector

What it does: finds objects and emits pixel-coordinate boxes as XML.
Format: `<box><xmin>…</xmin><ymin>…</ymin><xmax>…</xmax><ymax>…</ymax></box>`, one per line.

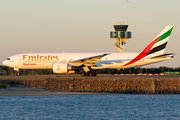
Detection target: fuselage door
<box><xmin>18</xmin><ymin>56</ymin><xmax>22</xmax><ymax>63</ymax></box>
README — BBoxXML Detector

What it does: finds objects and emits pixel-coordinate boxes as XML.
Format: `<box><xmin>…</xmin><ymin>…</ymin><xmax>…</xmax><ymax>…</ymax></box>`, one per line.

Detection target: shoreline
<box><xmin>1</xmin><ymin>76</ymin><xmax>180</xmax><ymax>94</ymax></box>
<box><xmin>0</xmin><ymin>86</ymin><xmax>109</xmax><ymax>96</ymax></box>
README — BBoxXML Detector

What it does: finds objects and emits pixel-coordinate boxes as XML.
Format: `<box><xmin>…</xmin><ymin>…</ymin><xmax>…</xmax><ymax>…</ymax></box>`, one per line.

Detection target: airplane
<box><xmin>3</xmin><ymin>26</ymin><xmax>174</xmax><ymax>76</ymax></box>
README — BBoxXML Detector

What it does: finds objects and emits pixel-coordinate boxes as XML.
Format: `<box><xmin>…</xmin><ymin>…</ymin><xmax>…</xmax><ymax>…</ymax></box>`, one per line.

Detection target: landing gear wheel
<box><xmin>93</xmin><ymin>73</ymin><xmax>97</xmax><ymax>76</ymax></box>
<box><xmin>81</xmin><ymin>72</ymin><xmax>97</xmax><ymax>76</ymax></box>
<box><xmin>15</xmin><ymin>71</ymin><xmax>20</xmax><ymax>76</ymax></box>
<box><xmin>81</xmin><ymin>73</ymin><xmax>85</xmax><ymax>76</ymax></box>
<box><xmin>89</xmin><ymin>73</ymin><xmax>93</xmax><ymax>76</ymax></box>
<box><xmin>85</xmin><ymin>73</ymin><xmax>89</xmax><ymax>76</ymax></box>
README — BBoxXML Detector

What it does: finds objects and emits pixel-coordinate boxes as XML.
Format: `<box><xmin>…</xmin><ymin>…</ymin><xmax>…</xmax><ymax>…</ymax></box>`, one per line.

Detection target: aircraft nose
<box><xmin>3</xmin><ymin>60</ymin><xmax>7</xmax><ymax>66</ymax></box>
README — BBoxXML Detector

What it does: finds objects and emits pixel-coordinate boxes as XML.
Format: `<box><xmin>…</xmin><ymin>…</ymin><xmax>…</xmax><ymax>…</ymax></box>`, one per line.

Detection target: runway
<box><xmin>0</xmin><ymin>74</ymin><xmax>180</xmax><ymax>80</ymax></box>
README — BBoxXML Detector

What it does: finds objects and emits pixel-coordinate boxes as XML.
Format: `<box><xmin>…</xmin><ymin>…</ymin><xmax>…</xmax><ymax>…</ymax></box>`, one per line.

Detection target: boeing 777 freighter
<box><xmin>3</xmin><ymin>26</ymin><xmax>174</xmax><ymax>76</ymax></box>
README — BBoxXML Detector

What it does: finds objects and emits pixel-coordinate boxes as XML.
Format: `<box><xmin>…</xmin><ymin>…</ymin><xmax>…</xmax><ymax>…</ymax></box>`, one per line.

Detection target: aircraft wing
<box><xmin>150</xmin><ymin>53</ymin><xmax>174</xmax><ymax>59</ymax></box>
<box><xmin>69</xmin><ymin>53</ymin><xmax>109</xmax><ymax>66</ymax></box>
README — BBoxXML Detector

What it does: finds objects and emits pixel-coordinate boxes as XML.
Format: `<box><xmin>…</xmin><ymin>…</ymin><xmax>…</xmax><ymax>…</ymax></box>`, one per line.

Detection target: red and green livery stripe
<box><xmin>122</xmin><ymin>26</ymin><xmax>173</xmax><ymax>67</ymax></box>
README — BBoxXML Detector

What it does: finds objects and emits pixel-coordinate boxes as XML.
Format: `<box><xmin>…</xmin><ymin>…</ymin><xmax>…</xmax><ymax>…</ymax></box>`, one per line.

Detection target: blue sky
<box><xmin>0</xmin><ymin>0</ymin><xmax>179</xmax><ymax>67</ymax></box>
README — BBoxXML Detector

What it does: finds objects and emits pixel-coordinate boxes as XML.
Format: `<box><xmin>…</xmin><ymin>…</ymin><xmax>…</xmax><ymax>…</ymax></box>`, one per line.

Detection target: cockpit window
<box><xmin>6</xmin><ymin>58</ymin><xmax>10</xmax><ymax>60</ymax></box>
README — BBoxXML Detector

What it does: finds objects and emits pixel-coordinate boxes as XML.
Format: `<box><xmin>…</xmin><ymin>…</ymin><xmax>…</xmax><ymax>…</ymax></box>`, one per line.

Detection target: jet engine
<box><xmin>52</xmin><ymin>62</ymin><xmax>71</xmax><ymax>74</ymax></box>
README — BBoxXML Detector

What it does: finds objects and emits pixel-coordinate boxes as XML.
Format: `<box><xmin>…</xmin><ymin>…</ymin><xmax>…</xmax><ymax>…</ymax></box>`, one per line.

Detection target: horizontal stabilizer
<box><xmin>150</xmin><ymin>53</ymin><xmax>174</xmax><ymax>59</ymax></box>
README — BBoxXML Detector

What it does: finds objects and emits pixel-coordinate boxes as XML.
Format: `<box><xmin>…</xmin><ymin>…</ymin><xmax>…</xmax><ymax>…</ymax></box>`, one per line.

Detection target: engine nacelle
<box><xmin>52</xmin><ymin>62</ymin><xmax>71</xmax><ymax>74</ymax></box>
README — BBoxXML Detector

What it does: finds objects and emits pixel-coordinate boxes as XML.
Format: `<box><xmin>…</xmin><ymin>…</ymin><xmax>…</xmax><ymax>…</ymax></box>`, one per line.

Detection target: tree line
<box><xmin>0</xmin><ymin>65</ymin><xmax>179</xmax><ymax>75</ymax></box>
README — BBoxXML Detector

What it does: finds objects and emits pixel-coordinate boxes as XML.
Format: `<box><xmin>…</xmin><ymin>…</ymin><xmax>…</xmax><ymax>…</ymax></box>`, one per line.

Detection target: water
<box><xmin>0</xmin><ymin>94</ymin><xmax>180</xmax><ymax>120</ymax></box>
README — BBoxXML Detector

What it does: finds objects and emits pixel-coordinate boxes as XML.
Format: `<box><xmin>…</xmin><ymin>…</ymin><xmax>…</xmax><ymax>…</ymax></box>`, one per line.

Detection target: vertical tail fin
<box><xmin>146</xmin><ymin>26</ymin><xmax>173</xmax><ymax>56</ymax></box>
<box><xmin>122</xmin><ymin>26</ymin><xmax>173</xmax><ymax>67</ymax></box>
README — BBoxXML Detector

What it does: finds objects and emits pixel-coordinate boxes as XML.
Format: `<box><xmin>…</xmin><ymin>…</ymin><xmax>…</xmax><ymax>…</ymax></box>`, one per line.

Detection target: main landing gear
<box><xmin>81</xmin><ymin>72</ymin><xmax>97</xmax><ymax>76</ymax></box>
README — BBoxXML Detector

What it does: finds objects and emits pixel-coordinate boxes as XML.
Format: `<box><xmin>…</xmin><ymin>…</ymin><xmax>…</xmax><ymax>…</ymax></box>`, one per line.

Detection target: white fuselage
<box><xmin>3</xmin><ymin>52</ymin><xmax>173</xmax><ymax>70</ymax></box>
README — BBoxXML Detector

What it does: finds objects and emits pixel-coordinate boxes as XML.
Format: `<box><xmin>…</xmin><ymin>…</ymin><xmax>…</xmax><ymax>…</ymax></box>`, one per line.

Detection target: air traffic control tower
<box><xmin>110</xmin><ymin>24</ymin><xmax>131</xmax><ymax>52</ymax></box>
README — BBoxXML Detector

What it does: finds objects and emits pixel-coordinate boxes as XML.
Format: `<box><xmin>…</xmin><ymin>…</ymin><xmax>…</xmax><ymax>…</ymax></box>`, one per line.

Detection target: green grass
<box><xmin>8</xmin><ymin>80</ymin><xmax>17</xmax><ymax>87</ymax></box>
<box><xmin>0</xmin><ymin>82</ymin><xmax>6</xmax><ymax>89</ymax></box>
